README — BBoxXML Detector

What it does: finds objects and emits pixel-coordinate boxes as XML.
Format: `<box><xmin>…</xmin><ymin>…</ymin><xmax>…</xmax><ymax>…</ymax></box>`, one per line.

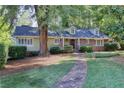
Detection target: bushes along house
<box><xmin>79</xmin><ymin>46</ymin><xmax>93</xmax><ymax>53</ymax></box>
<box><xmin>104</xmin><ymin>42</ymin><xmax>119</xmax><ymax>51</ymax></box>
<box><xmin>9</xmin><ymin>46</ymin><xmax>27</xmax><ymax>59</ymax></box>
<box><xmin>63</xmin><ymin>45</ymin><xmax>73</xmax><ymax>53</ymax></box>
<box><xmin>0</xmin><ymin>44</ymin><xmax>8</xmax><ymax>69</ymax></box>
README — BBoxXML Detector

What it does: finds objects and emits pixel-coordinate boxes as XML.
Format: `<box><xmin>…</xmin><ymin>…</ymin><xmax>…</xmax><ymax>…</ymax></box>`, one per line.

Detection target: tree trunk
<box><xmin>34</xmin><ymin>5</ymin><xmax>48</xmax><ymax>57</ymax></box>
<box><xmin>39</xmin><ymin>24</ymin><xmax>48</xmax><ymax>56</ymax></box>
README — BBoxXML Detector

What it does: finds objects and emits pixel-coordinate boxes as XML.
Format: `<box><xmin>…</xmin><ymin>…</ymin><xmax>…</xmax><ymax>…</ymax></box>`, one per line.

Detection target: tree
<box><xmin>16</xmin><ymin>9</ymin><xmax>32</xmax><ymax>26</ymax></box>
<box><xmin>0</xmin><ymin>5</ymin><xmax>19</xmax><ymax>45</ymax></box>
<box><xmin>1</xmin><ymin>5</ymin><xmax>124</xmax><ymax>57</ymax></box>
<box><xmin>34</xmin><ymin>5</ymin><xmax>91</xmax><ymax>56</ymax></box>
<box><xmin>96</xmin><ymin>6</ymin><xmax>124</xmax><ymax>42</ymax></box>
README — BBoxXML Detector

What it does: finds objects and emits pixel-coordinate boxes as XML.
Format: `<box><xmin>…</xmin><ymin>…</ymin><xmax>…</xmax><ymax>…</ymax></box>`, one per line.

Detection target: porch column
<box><xmin>62</xmin><ymin>38</ymin><xmax>64</xmax><ymax>48</ymax></box>
<box><xmin>78</xmin><ymin>38</ymin><xmax>80</xmax><ymax>50</ymax></box>
<box><xmin>102</xmin><ymin>40</ymin><xmax>104</xmax><ymax>46</ymax></box>
<box><xmin>87</xmin><ymin>39</ymin><xmax>89</xmax><ymax>45</ymax></box>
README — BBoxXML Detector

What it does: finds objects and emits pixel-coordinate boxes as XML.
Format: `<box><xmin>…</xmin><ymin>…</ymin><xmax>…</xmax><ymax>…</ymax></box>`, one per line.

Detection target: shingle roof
<box><xmin>13</xmin><ymin>26</ymin><xmax>39</xmax><ymax>36</ymax></box>
<box><xmin>73</xmin><ymin>29</ymin><xmax>109</xmax><ymax>38</ymax></box>
<box><xmin>13</xmin><ymin>25</ymin><xmax>109</xmax><ymax>38</ymax></box>
<box><xmin>48</xmin><ymin>30</ymin><xmax>61</xmax><ymax>37</ymax></box>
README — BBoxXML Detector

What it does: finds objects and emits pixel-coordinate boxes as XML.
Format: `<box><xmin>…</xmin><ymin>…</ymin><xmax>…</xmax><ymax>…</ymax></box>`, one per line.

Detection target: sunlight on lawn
<box><xmin>85</xmin><ymin>51</ymin><xmax>124</xmax><ymax>58</ymax></box>
<box><xmin>0</xmin><ymin>60</ymin><xmax>75</xmax><ymax>88</ymax></box>
<box><xmin>83</xmin><ymin>51</ymin><xmax>124</xmax><ymax>88</ymax></box>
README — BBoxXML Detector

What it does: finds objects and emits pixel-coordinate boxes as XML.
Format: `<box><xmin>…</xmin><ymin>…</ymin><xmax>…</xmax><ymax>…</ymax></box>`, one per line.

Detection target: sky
<box><xmin>17</xmin><ymin>5</ymin><xmax>38</xmax><ymax>27</ymax></box>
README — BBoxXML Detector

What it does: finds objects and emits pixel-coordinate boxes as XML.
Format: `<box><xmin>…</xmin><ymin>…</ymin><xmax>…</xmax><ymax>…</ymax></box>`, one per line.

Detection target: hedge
<box><xmin>26</xmin><ymin>51</ymin><xmax>40</xmax><ymax>57</ymax></box>
<box><xmin>104</xmin><ymin>42</ymin><xmax>119</xmax><ymax>51</ymax></box>
<box><xmin>120</xmin><ymin>42</ymin><xmax>124</xmax><ymax>50</ymax></box>
<box><xmin>50</xmin><ymin>46</ymin><xmax>61</xmax><ymax>54</ymax></box>
<box><xmin>62</xmin><ymin>45</ymin><xmax>73</xmax><ymax>53</ymax></box>
<box><xmin>9</xmin><ymin>46</ymin><xmax>27</xmax><ymax>59</ymax></box>
<box><xmin>0</xmin><ymin>44</ymin><xmax>8</xmax><ymax>69</ymax></box>
<box><xmin>79</xmin><ymin>46</ymin><xmax>93</xmax><ymax>53</ymax></box>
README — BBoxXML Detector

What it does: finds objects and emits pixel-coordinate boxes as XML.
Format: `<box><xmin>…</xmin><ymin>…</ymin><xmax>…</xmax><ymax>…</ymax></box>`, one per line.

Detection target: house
<box><xmin>13</xmin><ymin>25</ymin><xmax>110</xmax><ymax>52</ymax></box>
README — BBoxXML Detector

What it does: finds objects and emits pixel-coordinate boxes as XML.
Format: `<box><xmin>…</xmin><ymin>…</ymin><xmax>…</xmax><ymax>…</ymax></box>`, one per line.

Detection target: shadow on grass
<box><xmin>0</xmin><ymin>60</ymin><xmax>76</xmax><ymax>88</ymax></box>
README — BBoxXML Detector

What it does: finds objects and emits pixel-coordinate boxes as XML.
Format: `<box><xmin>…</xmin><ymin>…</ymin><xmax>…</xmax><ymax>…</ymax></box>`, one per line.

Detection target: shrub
<box><xmin>79</xmin><ymin>46</ymin><xmax>93</xmax><ymax>53</ymax></box>
<box><xmin>104</xmin><ymin>42</ymin><xmax>118</xmax><ymax>51</ymax></box>
<box><xmin>9</xmin><ymin>46</ymin><xmax>27</xmax><ymax>59</ymax></box>
<box><xmin>120</xmin><ymin>42</ymin><xmax>124</xmax><ymax>50</ymax></box>
<box><xmin>0</xmin><ymin>44</ymin><xmax>8</xmax><ymax>69</ymax></box>
<box><xmin>63</xmin><ymin>45</ymin><xmax>73</xmax><ymax>53</ymax></box>
<box><xmin>26</xmin><ymin>51</ymin><xmax>40</xmax><ymax>57</ymax></box>
<box><xmin>50</xmin><ymin>46</ymin><xmax>61</xmax><ymax>54</ymax></box>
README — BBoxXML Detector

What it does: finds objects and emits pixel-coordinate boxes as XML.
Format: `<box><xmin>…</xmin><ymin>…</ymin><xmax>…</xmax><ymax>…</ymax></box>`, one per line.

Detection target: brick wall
<box><xmin>89</xmin><ymin>39</ymin><xmax>96</xmax><ymax>46</ymax></box>
<box><xmin>80</xmin><ymin>39</ymin><xmax>88</xmax><ymax>45</ymax></box>
<box><xmin>79</xmin><ymin>39</ymin><xmax>109</xmax><ymax>51</ymax></box>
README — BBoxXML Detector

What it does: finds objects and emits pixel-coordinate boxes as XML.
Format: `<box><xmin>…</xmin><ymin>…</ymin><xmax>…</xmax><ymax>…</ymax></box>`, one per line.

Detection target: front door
<box><xmin>70</xmin><ymin>39</ymin><xmax>75</xmax><ymax>49</ymax></box>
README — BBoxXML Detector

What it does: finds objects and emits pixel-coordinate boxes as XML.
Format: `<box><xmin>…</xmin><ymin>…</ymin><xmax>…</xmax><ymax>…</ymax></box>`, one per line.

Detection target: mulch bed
<box><xmin>0</xmin><ymin>54</ymin><xmax>73</xmax><ymax>76</ymax></box>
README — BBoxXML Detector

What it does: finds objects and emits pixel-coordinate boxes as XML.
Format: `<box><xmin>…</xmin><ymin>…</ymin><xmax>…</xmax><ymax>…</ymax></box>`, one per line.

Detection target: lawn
<box><xmin>85</xmin><ymin>51</ymin><xmax>120</xmax><ymax>58</ymax></box>
<box><xmin>118</xmin><ymin>51</ymin><xmax>124</xmax><ymax>57</ymax></box>
<box><xmin>83</xmin><ymin>52</ymin><xmax>124</xmax><ymax>88</ymax></box>
<box><xmin>0</xmin><ymin>60</ymin><xmax>75</xmax><ymax>88</ymax></box>
<box><xmin>0</xmin><ymin>51</ymin><xmax>124</xmax><ymax>88</ymax></box>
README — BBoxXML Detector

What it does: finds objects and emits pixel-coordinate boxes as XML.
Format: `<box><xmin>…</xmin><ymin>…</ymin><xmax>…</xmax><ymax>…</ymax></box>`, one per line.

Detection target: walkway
<box><xmin>0</xmin><ymin>53</ymin><xmax>87</xmax><ymax>88</ymax></box>
<box><xmin>55</xmin><ymin>53</ymin><xmax>87</xmax><ymax>88</ymax></box>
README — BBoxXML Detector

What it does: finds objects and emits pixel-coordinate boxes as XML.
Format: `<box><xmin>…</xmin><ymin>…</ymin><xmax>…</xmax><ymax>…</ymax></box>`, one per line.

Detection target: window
<box><xmin>96</xmin><ymin>40</ymin><xmax>104</xmax><ymax>46</ymax></box>
<box><xmin>70</xmin><ymin>26</ymin><xmax>76</xmax><ymax>34</ymax></box>
<box><xmin>54</xmin><ymin>39</ymin><xmax>60</xmax><ymax>44</ymax></box>
<box><xmin>71</xmin><ymin>29</ymin><xmax>75</xmax><ymax>34</ymax></box>
<box><xmin>17</xmin><ymin>38</ymin><xmax>33</xmax><ymax>46</ymax></box>
<box><xmin>96</xmin><ymin>31</ymin><xmax>99</xmax><ymax>36</ymax></box>
<box><xmin>96</xmin><ymin>40</ymin><xmax>101</xmax><ymax>46</ymax></box>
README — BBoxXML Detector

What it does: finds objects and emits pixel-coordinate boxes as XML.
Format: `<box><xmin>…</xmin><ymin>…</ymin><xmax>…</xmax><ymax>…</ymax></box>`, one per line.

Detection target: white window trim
<box><xmin>54</xmin><ymin>38</ymin><xmax>60</xmax><ymax>44</ymax></box>
<box><xmin>96</xmin><ymin>40</ymin><xmax>104</xmax><ymax>46</ymax></box>
<box><xmin>17</xmin><ymin>38</ymin><xmax>33</xmax><ymax>47</ymax></box>
<box><xmin>70</xmin><ymin>30</ymin><xmax>75</xmax><ymax>34</ymax></box>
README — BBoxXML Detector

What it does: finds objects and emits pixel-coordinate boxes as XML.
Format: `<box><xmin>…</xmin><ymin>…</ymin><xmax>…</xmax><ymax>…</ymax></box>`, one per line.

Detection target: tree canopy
<box><xmin>0</xmin><ymin>6</ymin><xmax>19</xmax><ymax>45</ymax></box>
<box><xmin>0</xmin><ymin>5</ymin><xmax>124</xmax><ymax>45</ymax></box>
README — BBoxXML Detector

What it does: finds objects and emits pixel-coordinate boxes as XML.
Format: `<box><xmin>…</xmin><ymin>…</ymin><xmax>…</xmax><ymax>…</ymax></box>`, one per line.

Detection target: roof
<box><xmin>13</xmin><ymin>26</ymin><xmax>39</xmax><ymax>36</ymax></box>
<box><xmin>13</xmin><ymin>25</ymin><xmax>109</xmax><ymax>39</ymax></box>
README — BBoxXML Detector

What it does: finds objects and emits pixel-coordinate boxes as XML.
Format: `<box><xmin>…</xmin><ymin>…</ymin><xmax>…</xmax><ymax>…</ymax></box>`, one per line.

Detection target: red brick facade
<box><xmin>79</xmin><ymin>39</ymin><xmax>109</xmax><ymax>51</ymax></box>
<box><xmin>59</xmin><ymin>38</ymin><xmax>109</xmax><ymax>51</ymax></box>
<box><xmin>80</xmin><ymin>39</ymin><xmax>88</xmax><ymax>45</ymax></box>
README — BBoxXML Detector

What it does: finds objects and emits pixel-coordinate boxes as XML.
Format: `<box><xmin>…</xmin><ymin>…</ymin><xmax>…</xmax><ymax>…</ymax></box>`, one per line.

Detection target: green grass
<box><xmin>0</xmin><ymin>60</ymin><xmax>75</xmax><ymax>88</ymax></box>
<box><xmin>118</xmin><ymin>51</ymin><xmax>124</xmax><ymax>57</ymax></box>
<box><xmin>83</xmin><ymin>58</ymin><xmax>124</xmax><ymax>88</ymax></box>
<box><xmin>86</xmin><ymin>51</ymin><xmax>120</xmax><ymax>58</ymax></box>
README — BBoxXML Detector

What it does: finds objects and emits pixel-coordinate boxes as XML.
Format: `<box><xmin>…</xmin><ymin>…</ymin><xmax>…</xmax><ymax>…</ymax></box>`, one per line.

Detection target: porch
<box><xmin>59</xmin><ymin>38</ymin><xmax>108</xmax><ymax>51</ymax></box>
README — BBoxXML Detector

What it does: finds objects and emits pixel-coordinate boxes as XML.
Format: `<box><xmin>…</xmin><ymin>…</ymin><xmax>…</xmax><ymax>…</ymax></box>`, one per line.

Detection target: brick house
<box><xmin>13</xmin><ymin>25</ymin><xmax>110</xmax><ymax>52</ymax></box>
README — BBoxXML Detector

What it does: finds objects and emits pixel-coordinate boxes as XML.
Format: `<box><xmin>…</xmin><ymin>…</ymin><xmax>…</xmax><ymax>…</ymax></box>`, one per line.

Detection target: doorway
<box><xmin>70</xmin><ymin>39</ymin><xmax>75</xmax><ymax>49</ymax></box>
